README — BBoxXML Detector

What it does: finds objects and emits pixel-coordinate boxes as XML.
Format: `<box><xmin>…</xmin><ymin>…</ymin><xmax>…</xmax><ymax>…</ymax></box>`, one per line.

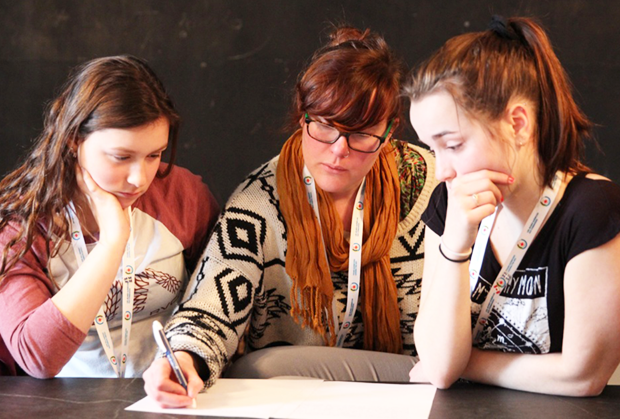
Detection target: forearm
<box><xmin>51</xmin><ymin>241</ymin><xmax>126</xmax><ymax>332</ymax></box>
<box><xmin>415</xmin><ymin>258</ymin><xmax>473</xmax><ymax>388</ymax></box>
<box><xmin>462</xmin><ymin>348</ymin><xmax>611</xmax><ymax>396</ymax></box>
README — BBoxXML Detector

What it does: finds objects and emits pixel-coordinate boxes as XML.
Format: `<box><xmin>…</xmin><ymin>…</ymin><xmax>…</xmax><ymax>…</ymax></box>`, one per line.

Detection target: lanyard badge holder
<box><xmin>67</xmin><ymin>202</ymin><xmax>136</xmax><ymax>377</ymax></box>
<box><xmin>303</xmin><ymin>166</ymin><xmax>366</xmax><ymax>347</ymax></box>
<box><xmin>469</xmin><ymin>172</ymin><xmax>563</xmax><ymax>343</ymax></box>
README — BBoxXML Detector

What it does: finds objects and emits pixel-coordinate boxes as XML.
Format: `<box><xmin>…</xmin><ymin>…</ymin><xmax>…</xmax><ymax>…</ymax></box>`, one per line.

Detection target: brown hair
<box><xmin>404</xmin><ymin>16</ymin><xmax>592</xmax><ymax>186</ymax></box>
<box><xmin>0</xmin><ymin>55</ymin><xmax>180</xmax><ymax>281</ymax></box>
<box><xmin>292</xmin><ymin>26</ymin><xmax>405</xmax><ymax>132</ymax></box>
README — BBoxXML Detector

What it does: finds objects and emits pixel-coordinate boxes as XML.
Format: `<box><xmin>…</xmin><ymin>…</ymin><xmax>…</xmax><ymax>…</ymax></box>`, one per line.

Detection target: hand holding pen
<box><xmin>143</xmin><ymin>321</ymin><xmax>203</xmax><ymax>408</ymax></box>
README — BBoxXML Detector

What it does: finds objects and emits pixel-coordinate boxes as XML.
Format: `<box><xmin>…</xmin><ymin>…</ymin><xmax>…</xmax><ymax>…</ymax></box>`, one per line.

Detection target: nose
<box><xmin>330</xmin><ymin>135</ymin><xmax>350</xmax><ymax>158</ymax></box>
<box><xmin>434</xmin><ymin>154</ymin><xmax>456</xmax><ymax>183</ymax></box>
<box><xmin>127</xmin><ymin>161</ymin><xmax>148</xmax><ymax>189</ymax></box>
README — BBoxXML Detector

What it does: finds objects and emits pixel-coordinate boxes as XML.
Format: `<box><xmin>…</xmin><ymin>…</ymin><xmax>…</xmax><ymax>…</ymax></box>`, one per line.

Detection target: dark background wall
<box><xmin>1</xmin><ymin>0</ymin><xmax>619</xmax><ymax>205</ymax></box>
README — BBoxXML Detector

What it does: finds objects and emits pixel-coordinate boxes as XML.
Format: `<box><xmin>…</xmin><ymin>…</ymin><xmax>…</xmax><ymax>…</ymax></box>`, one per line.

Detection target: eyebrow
<box><xmin>431</xmin><ymin>130</ymin><xmax>458</xmax><ymax>140</ymax></box>
<box><xmin>109</xmin><ymin>144</ymin><xmax>168</xmax><ymax>154</ymax></box>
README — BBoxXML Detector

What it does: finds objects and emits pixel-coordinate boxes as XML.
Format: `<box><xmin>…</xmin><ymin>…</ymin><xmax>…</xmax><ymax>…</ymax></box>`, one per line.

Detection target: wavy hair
<box><xmin>0</xmin><ymin>55</ymin><xmax>180</xmax><ymax>282</ymax></box>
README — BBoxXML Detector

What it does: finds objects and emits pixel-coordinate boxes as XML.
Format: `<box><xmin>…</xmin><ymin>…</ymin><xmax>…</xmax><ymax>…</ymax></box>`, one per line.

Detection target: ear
<box><xmin>387</xmin><ymin>117</ymin><xmax>399</xmax><ymax>138</ymax></box>
<box><xmin>504</xmin><ymin>100</ymin><xmax>534</xmax><ymax>146</ymax></box>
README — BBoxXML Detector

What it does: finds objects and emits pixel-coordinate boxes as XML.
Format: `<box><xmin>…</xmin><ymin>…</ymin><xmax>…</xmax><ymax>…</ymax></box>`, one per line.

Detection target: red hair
<box><xmin>292</xmin><ymin>26</ymin><xmax>404</xmax><ymax>132</ymax></box>
<box><xmin>405</xmin><ymin>16</ymin><xmax>593</xmax><ymax>186</ymax></box>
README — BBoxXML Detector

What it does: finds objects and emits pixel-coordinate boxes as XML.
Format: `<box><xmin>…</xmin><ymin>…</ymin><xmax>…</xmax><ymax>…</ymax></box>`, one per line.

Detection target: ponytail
<box><xmin>405</xmin><ymin>16</ymin><xmax>593</xmax><ymax>186</ymax></box>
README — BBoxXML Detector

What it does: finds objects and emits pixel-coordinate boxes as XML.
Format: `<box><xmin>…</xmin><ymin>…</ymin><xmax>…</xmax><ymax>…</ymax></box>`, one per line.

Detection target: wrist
<box><xmin>439</xmin><ymin>236</ymin><xmax>472</xmax><ymax>263</ymax></box>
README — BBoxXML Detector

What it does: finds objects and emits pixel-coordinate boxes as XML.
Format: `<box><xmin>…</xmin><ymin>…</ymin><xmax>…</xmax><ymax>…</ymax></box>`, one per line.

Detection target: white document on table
<box><xmin>126</xmin><ymin>378</ymin><xmax>437</xmax><ymax>419</ymax></box>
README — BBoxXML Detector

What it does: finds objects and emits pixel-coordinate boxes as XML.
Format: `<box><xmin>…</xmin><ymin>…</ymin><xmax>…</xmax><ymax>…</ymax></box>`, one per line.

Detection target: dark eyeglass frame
<box><xmin>303</xmin><ymin>113</ymin><xmax>394</xmax><ymax>153</ymax></box>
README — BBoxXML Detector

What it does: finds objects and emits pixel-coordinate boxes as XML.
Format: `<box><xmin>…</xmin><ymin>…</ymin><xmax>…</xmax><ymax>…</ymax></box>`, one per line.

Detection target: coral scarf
<box><xmin>276</xmin><ymin>130</ymin><xmax>403</xmax><ymax>353</ymax></box>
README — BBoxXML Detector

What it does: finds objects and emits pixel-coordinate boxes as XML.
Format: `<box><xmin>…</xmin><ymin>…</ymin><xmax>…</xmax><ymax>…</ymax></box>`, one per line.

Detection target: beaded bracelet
<box><xmin>438</xmin><ymin>236</ymin><xmax>472</xmax><ymax>263</ymax></box>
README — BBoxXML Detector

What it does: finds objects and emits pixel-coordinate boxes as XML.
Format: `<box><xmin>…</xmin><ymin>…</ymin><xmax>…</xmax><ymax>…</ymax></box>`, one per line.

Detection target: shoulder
<box><xmin>139</xmin><ymin>163</ymin><xmax>216</xmax><ymax>212</ymax></box>
<box><xmin>420</xmin><ymin>182</ymin><xmax>447</xmax><ymax>236</ymax></box>
<box><xmin>149</xmin><ymin>163</ymin><xmax>209</xmax><ymax>194</ymax></box>
<box><xmin>136</xmin><ymin>163</ymin><xmax>219</xmax><ymax>243</ymax></box>
<box><xmin>394</xmin><ymin>141</ymin><xmax>440</xmax><ymax>230</ymax></box>
<box><xmin>0</xmin><ymin>219</ymin><xmax>51</xmax><ymax>282</ymax></box>
<box><xmin>555</xmin><ymin>174</ymin><xmax>620</xmax><ymax>260</ymax></box>
<box><xmin>223</xmin><ymin>156</ymin><xmax>280</xmax><ymax>207</ymax></box>
<box><xmin>560</xmin><ymin>174</ymin><xmax>620</xmax><ymax>216</ymax></box>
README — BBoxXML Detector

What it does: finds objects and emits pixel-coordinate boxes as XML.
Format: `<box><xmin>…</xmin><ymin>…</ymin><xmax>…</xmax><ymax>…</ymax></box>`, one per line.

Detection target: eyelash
<box><xmin>111</xmin><ymin>153</ymin><xmax>162</xmax><ymax>161</ymax></box>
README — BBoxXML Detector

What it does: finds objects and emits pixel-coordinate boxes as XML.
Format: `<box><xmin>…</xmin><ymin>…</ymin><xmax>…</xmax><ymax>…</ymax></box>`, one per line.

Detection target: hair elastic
<box><xmin>439</xmin><ymin>236</ymin><xmax>472</xmax><ymax>263</ymax></box>
<box><xmin>488</xmin><ymin>15</ymin><xmax>518</xmax><ymax>41</ymax></box>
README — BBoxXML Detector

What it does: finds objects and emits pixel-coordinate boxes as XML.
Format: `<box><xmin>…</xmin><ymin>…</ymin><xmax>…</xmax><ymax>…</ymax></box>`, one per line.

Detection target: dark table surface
<box><xmin>0</xmin><ymin>377</ymin><xmax>618</xmax><ymax>419</ymax></box>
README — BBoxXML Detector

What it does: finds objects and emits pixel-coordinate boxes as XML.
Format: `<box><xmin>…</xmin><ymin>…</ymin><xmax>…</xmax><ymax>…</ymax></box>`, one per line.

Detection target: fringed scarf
<box><xmin>276</xmin><ymin>130</ymin><xmax>403</xmax><ymax>353</ymax></box>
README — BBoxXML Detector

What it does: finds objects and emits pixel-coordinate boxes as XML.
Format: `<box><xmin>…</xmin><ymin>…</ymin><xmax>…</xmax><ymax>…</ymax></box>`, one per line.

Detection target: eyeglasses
<box><xmin>304</xmin><ymin>113</ymin><xmax>394</xmax><ymax>153</ymax></box>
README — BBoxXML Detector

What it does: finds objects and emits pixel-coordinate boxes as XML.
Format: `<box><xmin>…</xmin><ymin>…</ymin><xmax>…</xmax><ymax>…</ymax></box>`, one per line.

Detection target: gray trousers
<box><xmin>223</xmin><ymin>346</ymin><xmax>415</xmax><ymax>382</ymax></box>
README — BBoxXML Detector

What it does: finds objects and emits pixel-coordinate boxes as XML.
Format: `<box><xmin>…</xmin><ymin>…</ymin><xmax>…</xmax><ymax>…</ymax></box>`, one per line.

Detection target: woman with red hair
<box><xmin>143</xmin><ymin>26</ymin><xmax>437</xmax><ymax>407</ymax></box>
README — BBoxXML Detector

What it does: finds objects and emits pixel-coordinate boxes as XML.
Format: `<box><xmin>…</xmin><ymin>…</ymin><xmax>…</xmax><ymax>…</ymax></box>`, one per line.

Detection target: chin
<box><xmin>116</xmin><ymin>196</ymin><xmax>140</xmax><ymax>209</ymax></box>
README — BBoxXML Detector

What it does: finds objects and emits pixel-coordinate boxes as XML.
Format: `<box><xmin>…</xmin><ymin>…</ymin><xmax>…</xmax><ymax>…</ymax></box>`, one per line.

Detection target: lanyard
<box><xmin>469</xmin><ymin>172</ymin><xmax>563</xmax><ymax>343</ymax></box>
<box><xmin>67</xmin><ymin>202</ymin><xmax>136</xmax><ymax>377</ymax></box>
<box><xmin>302</xmin><ymin>166</ymin><xmax>366</xmax><ymax>347</ymax></box>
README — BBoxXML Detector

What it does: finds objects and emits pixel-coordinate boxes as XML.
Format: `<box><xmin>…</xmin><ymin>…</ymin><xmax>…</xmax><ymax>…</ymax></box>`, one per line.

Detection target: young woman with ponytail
<box><xmin>143</xmin><ymin>26</ymin><xmax>437</xmax><ymax>408</ymax></box>
<box><xmin>406</xmin><ymin>16</ymin><xmax>620</xmax><ymax>396</ymax></box>
<box><xmin>0</xmin><ymin>56</ymin><xmax>219</xmax><ymax>378</ymax></box>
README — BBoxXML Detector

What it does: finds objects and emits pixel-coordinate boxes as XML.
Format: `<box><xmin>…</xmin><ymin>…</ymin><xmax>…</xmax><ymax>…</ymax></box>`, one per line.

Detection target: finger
<box><xmin>469</xmin><ymin>190</ymin><xmax>502</xmax><ymax>209</ymax></box>
<box><xmin>186</xmin><ymin>374</ymin><xmax>204</xmax><ymax>399</ymax></box>
<box><xmin>143</xmin><ymin>358</ymin><xmax>195</xmax><ymax>408</ymax></box>
<box><xmin>469</xmin><ymin>203</ymin><xmax>499</xmax><ymax>221</ymax></box>
<box><xmin>175</xmin><ymin>352</ymin><xmax>204</xmax><ymax>399</ymax></box>
<box><xmin>456</xmin><ymin>169</ymin><xmax>514</xmax><ymax>185</ymax></box>
<box><xmin>454</xmin><ymin>178</ymin><xmax>505</xmax><ymax>207</ymax></box>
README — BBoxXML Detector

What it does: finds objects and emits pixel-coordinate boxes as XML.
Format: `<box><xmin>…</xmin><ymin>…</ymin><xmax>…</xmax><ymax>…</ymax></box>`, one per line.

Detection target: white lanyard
<box><xmin>67</xmin><ymin>202</ymin><xmax>136</xmax><ymax>377</ymax></box>
<box><xmin>302</xmin><ymin>166</ymin><xmax>366</xmax><ymax>347</ymax></box>
<box><xmin>469</xmin><ymin>172</ymin><xmax>563</xmax><ymax>343</ymax></box>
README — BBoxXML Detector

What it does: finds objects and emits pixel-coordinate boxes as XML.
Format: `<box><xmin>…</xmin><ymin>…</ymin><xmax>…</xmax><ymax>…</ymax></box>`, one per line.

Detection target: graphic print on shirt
<box><xmin>103</xmin><ymin>279</ymin><xmax>123</xmax><ymax>321</ymax></box>
<box><xmin>471</xmin><ymin>266</ymin><xmax>550</xmax><ymax>354</ymax></box>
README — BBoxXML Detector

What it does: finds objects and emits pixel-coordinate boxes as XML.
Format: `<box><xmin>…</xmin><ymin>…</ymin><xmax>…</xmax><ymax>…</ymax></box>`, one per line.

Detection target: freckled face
<box><xmin>77</xmin><ymin>117</ymin><xmax>169</xmax><ymax>209</ymax></box>
<box><xmin>301</xmin><ymin>118</ymin><xmax>390</xmax><ymax>201</ymax></box>
<box><xmin>409</xmin><ymin>90</ymin><xmax>514</xmax><ymax>188</ymax></box>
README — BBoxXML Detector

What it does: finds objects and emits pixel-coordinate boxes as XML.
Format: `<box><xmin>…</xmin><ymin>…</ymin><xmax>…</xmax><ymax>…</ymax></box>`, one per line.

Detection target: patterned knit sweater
<box><xmin>166</xmin><ymin>143</ymin><xmax>437</xmax><ymax>387</ymax></box>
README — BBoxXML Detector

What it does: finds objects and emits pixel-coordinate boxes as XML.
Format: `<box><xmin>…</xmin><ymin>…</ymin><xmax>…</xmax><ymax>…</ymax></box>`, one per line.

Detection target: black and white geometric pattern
<box><xmin>166</xmin><ymin>147</ymin><xmax>437</xmax><ymax>387</ymax></box>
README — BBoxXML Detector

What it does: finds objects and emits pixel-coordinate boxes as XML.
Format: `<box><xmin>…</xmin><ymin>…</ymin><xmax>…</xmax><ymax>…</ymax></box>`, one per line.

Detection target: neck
<box><xmin>501</xmin><ymin>173</ymin><xmax>545</xmax><ymax>226</ymax></box>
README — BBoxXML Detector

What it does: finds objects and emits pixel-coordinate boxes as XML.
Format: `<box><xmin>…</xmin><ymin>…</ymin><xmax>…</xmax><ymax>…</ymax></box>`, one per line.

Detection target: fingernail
<box><xmin>501</xmin><ymin>196</ymin><xmax>504</xmax><ymax>202</ymax></box>
<box><xmin>508</xmin><ymin>176</ymin><xmax>514</xmax><ymax>183</ymax></box>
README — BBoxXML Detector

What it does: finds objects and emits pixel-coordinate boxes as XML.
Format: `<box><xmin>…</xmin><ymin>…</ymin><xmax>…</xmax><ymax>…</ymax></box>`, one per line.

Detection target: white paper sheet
<box><xmin>126</xmin><ymin>378</ymin><xmax>437</xmax><ymax>419</ymax></box>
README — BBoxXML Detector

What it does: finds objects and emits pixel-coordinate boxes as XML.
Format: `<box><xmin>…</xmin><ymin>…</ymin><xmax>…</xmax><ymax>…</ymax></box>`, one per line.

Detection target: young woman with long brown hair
<box><xmin>0</xmin><ymin>55</ymin><xmax>219</xmax><ymax>378</ymax></box>
<box><xmin>406</xmin><ymin>16</ymin><xmax>620</xmax><ymax>396</ymax></box>
<box><xmin>143</xmin><ymin>26</ymin><xmax>437</xmax><ymax>408</ymax></box>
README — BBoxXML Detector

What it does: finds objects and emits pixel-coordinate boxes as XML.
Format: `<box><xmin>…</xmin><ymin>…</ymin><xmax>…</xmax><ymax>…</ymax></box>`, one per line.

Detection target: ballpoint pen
<box><xmin>152</xmin><ymin>320</ymin><xmax>189</xmax><ymax>392</ymax></box>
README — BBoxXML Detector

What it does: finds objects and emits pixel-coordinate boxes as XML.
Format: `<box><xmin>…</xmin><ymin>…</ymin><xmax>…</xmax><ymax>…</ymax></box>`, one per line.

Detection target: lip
<box><xmin>116</xmin><ymin>191</ymin><xmax>143</xmax><ymax>199</ymax></box>
<box><xmin>321</xmin><ymin>163</ymin><xmax>347</xmax><ymax>173</ymax></box>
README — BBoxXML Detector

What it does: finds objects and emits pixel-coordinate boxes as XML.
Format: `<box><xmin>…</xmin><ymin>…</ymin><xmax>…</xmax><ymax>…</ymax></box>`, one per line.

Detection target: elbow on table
<box><xmin>566</xmin><ymin>375</ymin><xmax>608</xmax><ymax>397</ymax></box>
<box><xmin>19</xmin><ymin>361</ymin><xmax>63</xmax><ymax>379</ymax></box>
<box><xmin>426</xmin><ymin>367</ymin><xmax>462</xmax><ymax>390</ymax></box>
